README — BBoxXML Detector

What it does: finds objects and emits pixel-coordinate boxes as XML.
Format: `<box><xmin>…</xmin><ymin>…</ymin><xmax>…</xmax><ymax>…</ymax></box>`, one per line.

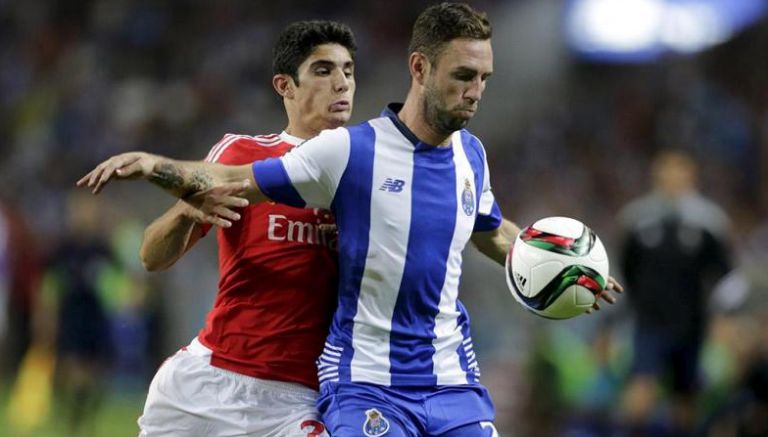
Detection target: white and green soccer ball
<box><xmin>506</xmin><ymin>216</ymin><xmax>609</xmax><ymax>320</ymax></box>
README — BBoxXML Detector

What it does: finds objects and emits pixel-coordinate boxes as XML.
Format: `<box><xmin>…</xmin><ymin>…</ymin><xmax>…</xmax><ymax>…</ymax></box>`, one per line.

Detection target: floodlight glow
<box><xmin>660</xmin><ymin>3</ymin><xmax>729</xmax><ymax>52</ymax></box>
<box><xmin>569</xmin><ymin>0</ymin><xmax>664</xmax><ymax>51</ymax></box>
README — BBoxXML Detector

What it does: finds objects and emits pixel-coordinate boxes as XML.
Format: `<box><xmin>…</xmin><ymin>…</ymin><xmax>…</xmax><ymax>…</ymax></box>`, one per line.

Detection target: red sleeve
<box><xmin>199</xmin><ymin>134</ymin><xmax>282</xmax><ymax>236</ymax></box>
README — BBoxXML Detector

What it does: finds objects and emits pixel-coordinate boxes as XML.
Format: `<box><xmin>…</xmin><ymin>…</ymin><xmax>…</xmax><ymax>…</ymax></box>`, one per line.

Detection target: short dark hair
<box><xmin>272</xmin><ymin>20</ymin><xmax>357</xmax><ymax>84</ymax></box>
<box><xmin>408</xmin><ymin>3</ymin><xmax>492</xmax><ymax>64</ymax></box>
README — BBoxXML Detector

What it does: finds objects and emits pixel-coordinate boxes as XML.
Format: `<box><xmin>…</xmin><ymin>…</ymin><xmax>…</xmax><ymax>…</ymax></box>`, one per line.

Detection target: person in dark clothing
<box><xmin>46</xmin><ymin>192</ymin><xmax>116</xmax><ymax>436</ymax></box>
<box><xmin>618</xmin><ymin>150</ymin><xmax>732</xmax><ymax>435</ymax></box>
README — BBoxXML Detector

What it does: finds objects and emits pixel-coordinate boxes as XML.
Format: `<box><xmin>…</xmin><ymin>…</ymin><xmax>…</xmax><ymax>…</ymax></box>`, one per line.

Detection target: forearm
<box><xmin>472</xmin><ymin>218</ymin><xmax>521</xmax><ymax>266</ymax></box>
<box><xmin>148</xmin><ymin>157</ymin><xmax>253</xmax><ymax>199</ymax></box>
<box><xmin>140</xmin><ymin>201</ymin><xmax>202</xmax><ymax>271</ymax></box>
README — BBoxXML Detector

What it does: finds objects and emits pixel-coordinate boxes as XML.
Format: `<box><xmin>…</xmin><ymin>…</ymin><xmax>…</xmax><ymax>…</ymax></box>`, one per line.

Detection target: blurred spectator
<box><xmin>0</xmin><ymin>198</ymin><xmax>41</xmax><ymax>381</ymax></box>
<box><xmin>44</xmin><ymin>191</ymin><xmax>118</xmax><ymax>436</ymax></box>
<box><xmin>618</xmin><ymin>150</ymin><xmax>733</xmax><ymax>436</ymax></box>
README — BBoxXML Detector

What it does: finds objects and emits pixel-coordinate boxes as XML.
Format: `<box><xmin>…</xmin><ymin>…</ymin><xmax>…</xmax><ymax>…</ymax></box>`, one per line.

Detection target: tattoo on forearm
<box><xmin>188</xmin><ymin>170</ymin><xmax>213</xmax><ymax>193</ymax></box>
<box><xmin>149</xmin><ymin>162</ymin><xmax>215</xmax><ymax>198</ymax></box>
<box><xmin>149</xmin><ymin>163</ymin><xmax>185</xmax><ymax>191</ymax></box>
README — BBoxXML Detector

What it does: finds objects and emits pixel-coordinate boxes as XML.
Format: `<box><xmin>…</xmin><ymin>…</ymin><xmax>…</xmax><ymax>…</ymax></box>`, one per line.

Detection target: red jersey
<box><xmin>196</xmin><ymin>132</ymin><xmax>338</xmax><ymax>390</ymax></box>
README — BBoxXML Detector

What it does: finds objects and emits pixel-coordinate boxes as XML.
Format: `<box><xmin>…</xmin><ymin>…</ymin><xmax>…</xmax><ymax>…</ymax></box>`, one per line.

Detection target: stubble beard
<box><xmin>422</xmin><ymin>82</ymin><xmax>469</xmax><ymax>137</ymax></box>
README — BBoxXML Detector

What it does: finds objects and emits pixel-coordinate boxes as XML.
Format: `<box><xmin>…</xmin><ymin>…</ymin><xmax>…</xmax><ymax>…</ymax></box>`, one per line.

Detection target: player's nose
<box><xmin>464</xmin><ymin>79</ymin><xmax>484</xmax><ymax>103</ymax></box>
<box><xmin>333</xmin><ymin>70</ymin><xmax>351</xmax><ymax>93</ymax></box>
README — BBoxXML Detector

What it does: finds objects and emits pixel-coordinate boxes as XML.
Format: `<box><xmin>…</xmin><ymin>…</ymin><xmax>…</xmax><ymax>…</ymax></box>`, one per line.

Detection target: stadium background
<box><xmin>0</xmin><ymin>0</ymin><xmax>767</xmax><ymax>435</ymax></box>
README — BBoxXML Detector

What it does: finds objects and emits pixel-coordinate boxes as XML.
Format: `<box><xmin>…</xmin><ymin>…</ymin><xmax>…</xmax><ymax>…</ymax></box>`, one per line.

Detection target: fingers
<box><xmin>204</xmin><ymin>215</ymin><xmax>233</xmax><ymax>228</ymax></box>
<box><xmin>114</xmin><ymin>160</ymin><xmax>149</xmax><ymax>179</ymax></box>
<box><xmin>599</xmin><ymin>290</ymin><xmax>617</xmax><ymax>305</ymax></box>
<box><xmin>185</xmin><ymin>207</ymin><xmax>232</xmax><ymax>228</ymax></box>
<box><xmin>212</xmin><ymin>206</ymin><xmax>241</xmax><ymax>222</ymax></box>
<box><xmin>76</xmin><ymin>154</ymin><xmax>142</xmax><ymax>194</ymax></box>
<box><xmin>607</xmin><ymin>276</ymin><xmax>625</xmax><ymax>293</ymax></box>
<box><xmin>220</xmin><ymin>195</ymin><xmax>249</xmax><ymax>208</ymax></box>
<box><xmin>213</xmin><ymin>180</ymin><xmax>252</xmax><ymax>202</ymax></box>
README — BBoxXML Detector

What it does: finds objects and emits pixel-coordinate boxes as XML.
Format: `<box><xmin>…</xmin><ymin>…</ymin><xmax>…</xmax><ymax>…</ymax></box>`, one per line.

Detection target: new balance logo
<box><xmin>379</xmin><ymin>178</ymin><xmax>405</xmax><ymax>193</ymax></box>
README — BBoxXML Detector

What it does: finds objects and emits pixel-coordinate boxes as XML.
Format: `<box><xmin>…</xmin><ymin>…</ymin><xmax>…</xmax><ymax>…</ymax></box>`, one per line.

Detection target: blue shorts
<box><xmin>318</xmin><ymin>381</ymin><xmax>498</xmax><ymax>436</ymax></box>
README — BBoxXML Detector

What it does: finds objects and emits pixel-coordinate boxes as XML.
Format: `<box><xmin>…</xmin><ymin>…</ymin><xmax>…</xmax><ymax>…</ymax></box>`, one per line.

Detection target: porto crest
<box><xmin>461</xmin><ymin>177</ymin><xmax>475</xmax><ymax>216</ymax></box>
<box><xmin>363</xmin><ymin>408</ymin><xmax>390</xmax><ymax>436</ymax></box>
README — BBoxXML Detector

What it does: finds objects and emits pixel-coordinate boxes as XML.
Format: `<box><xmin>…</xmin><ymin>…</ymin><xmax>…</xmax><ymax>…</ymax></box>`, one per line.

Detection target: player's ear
<box><xmin>273</xmin><ymin>74</ymin><xmax>295</xmax><ymax>99</ymax></box>
<box><xmin>409</xmin><ymin>52</ymin><xmax>429</xmax><ymax>86</ymax></box>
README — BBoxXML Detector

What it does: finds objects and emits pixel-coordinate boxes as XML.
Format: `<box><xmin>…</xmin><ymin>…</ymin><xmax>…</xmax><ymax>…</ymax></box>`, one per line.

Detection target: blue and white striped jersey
<box><xmin>252</xmin><ymin>103</ymin><xmax>502</xmax><ymax>387</ymax></box>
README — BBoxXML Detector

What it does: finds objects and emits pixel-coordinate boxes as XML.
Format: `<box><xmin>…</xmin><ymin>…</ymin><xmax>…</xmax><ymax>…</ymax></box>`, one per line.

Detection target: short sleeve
<box><xmin>198</xmin><ymin>134</ymin><xmax>245</xmax><ymax>236</ymax></box>
<box><xmin>473</xmin><ymin>149</ymin><xmax>502</xmax><ymax>232</ymax></box>
<box><xmin>252</xmin><ymin>127</ymin><xmax>351</xmax><ymax>209</ymax></box>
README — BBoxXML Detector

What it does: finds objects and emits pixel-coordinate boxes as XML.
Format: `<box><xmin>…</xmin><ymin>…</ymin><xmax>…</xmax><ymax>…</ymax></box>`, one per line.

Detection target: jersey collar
<box><xmin>280</xmin><ymin>131</ymin><xmax>306</xmax><ymax>146</ymax></box>
<box><xmin>381</xmin><ymin>103</ymin><xmax>421</xmax><ymax>146</ymax></box>
<box><xmin>381</xmin><ymin>103</ymin><xmax>454</xmax><ymax>154</ymax></box>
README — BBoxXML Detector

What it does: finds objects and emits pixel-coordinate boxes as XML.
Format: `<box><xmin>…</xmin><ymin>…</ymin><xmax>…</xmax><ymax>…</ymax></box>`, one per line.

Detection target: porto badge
<box><xmin>462</xmin><ymin>178</ymin><xmax>475</xmax><ymax>216</ymax></box>
<box><xmin>363</xmin><ymin>408</ymin><xmax>390</xmax><ymax>436</ymax></box>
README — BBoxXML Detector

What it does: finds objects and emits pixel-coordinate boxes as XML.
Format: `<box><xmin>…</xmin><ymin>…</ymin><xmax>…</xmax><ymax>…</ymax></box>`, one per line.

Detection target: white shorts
<box><xmin>138</xmin><ymin>337</ymin><xmax>328</xmax><ymax>437</ymax></box>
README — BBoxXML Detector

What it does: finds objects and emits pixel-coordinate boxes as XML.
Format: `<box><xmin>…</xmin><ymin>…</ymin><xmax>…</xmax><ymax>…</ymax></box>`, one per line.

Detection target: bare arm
<box><xmin>471</xmin><ymin>217</ymin><xmax>520</xmax><ymax>266</ymax></box>
<box><xmin>77</xmin><ymin>152</ymin><xmax>266</xmax><ymax>203</ymax></box>
<box><xmin>139</xmin><ymin>201</ymin><xmax>205</xmax><ymax>272</ymax></box>
<box><xmin>77</xmin><ymin>152</ymin><xmax>264</xmax><ymax>225</ymax></box>
<box><xmin>138</xmin><ymin>165</ymin><xmax>260</xmax><ymax>271</ymax></box>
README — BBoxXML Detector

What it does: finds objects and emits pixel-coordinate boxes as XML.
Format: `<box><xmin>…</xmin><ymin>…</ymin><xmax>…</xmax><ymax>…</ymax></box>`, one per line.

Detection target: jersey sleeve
<box><xmin>252</xmin><ymin>127</ymin><xmax>350</xmax><ymax>209</ymax></box>
<box><xmin>198</xmin><ymin>134</ymin><xmax>255</xmax><ymax>236</ymax></box>
<box><xmin>473</xmin><ymin>145</ymin><xmax>502</xmax><ymax>232</ymax></box>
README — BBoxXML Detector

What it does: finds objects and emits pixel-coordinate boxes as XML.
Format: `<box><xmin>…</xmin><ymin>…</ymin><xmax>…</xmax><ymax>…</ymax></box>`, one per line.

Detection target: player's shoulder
<box><xmin>300</xmin><ymin>125</ymin><xmax>353</xmax><ymax>148</ymax></box>
<box><xmin>618</xmin><ymin>194</ymin><xmax>666</xmax><ymax>231</ymax></box>
<box><xmin>457</xmin><ymin>129</ymin><xmax>488</xmax><ymax>163</ymax></box>
<box><xmin>679</xmin><ymin>193</ymin><xmax>732</xmax><ymax>237</ymax></box>
<box><xmin>205</xmin><ymin>133</ymin><xmax>291</xmax><ymax>163</ymax></box>
<box><xmin>222</xmin><ymin>132</ymin><xmax>285</xmax><ymax>148</ymax></box>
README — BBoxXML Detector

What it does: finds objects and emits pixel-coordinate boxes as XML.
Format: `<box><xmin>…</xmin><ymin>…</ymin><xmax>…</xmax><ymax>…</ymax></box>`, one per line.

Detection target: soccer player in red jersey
<box><xmin>135</xmin><ymin>21</ymin><xmax>355</xmax><ymax>436</ymax></box>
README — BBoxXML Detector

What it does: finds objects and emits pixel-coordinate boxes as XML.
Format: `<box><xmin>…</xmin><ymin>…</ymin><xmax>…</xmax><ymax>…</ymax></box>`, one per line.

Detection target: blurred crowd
<box><xmin>0</xmin><ymin>1</ymin><xmax>766</xmax><ymax>436</ymax></box>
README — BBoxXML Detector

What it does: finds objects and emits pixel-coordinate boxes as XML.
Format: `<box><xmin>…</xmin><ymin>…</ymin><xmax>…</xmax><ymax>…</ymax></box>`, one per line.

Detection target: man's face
<box><xmin>422</xmin><ymin>38</ymin><xmax>493</xmax><ymax>135</ymax></box>
<box><xmin>293</xmin><ymin>43</ymin><xmax>355</xmax><ymax>131</ymax></box>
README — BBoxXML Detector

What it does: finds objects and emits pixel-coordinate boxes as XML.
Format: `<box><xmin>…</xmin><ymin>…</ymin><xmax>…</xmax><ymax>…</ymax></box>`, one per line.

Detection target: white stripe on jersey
<box><xmin>431</xmin><ymin>130</ymin><xmax>478</xmax><ymax>385</ymax></box>
<box><xmin>205</xmin><ymin>133</ymin><xmax>287</xmax><ymax>163</ymax></box>
<box><xmin>478</xmin><ymin>144</ymin><xmax>495</xmax><ymax>215</ymax></box>
<box><xmin>205</xmin><ymin>134</ymin><xmax>250</xmax><ymax>163</ymax></box>
<box><xmin>205</xmin><ymin>134</ymin><xmax>236</xmax><ymax>162</ymax></box>
<box><xmin>348</xmin><ymin>118</ymin><xmax>415</xmax><ymax>385</ymax></box>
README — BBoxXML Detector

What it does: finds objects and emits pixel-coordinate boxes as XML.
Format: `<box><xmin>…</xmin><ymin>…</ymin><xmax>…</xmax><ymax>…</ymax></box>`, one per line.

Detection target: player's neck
<box><xmin>283</xmin><ymin>124</ymin><xmax>315</xmax><ymax>141</ymax></box>
<box><xmin>398</xmin><ymin>96</ymin><xmax>451</xmax><ymax>147</ymax></box>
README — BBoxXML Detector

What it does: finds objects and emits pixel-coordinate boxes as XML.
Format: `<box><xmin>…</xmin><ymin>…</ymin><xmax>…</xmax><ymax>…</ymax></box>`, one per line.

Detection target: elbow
<box><xmin>139</xmin><ymin>252</ymin><xmax>162</xmax><ymax>272</ymax></box>
<box><xmin>139</xmin><ymin>245</ymin><xmax>170</xmax><ymax>272</ymax></box>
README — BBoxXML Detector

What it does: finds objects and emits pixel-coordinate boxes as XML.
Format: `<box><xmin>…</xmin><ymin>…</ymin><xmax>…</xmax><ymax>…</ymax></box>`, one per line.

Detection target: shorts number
<box><xmin>300</xmin><ymin>419</ymin><xmax>326</xmax><ymax>437</ymax></box>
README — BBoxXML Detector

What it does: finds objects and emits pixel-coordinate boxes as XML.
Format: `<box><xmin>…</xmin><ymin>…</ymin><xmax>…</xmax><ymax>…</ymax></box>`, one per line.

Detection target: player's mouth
<box><xmin>455</xmin><ymin>107</ymin><xmax>476</xmax><ymax>118</ymax></box>
<box><xmin>330</xmin><ymin>100</ymin><xmax>350</xmax><ymax>112</ymax></box>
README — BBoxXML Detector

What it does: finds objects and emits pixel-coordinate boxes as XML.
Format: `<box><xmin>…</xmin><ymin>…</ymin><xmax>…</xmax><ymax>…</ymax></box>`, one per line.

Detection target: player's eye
<box><xmin>315</xmin><ymin>68</ymin><xmax>331</xmax><ymax>75</ymax></box>
<box><xmin>344</xmin><ymin>69</ymin><xmax>353</xmax><ymax>78</ymax></box>
<box><xmin>453</xmin><ymin>72</ymin><xmax>475</xmax><ymax>82</ymax></box>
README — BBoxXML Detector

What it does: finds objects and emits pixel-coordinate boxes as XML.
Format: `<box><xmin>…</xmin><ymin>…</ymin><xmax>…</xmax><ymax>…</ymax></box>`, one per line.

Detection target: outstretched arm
<box><xmin>77</xmin><ymin>152</ymin><xmax>260</xmax><ymax>224</ymax></box>
<box><xmin>77</xmin><ymin>151</ymin><xmax>265</xmax><ymax>202</ymax></box>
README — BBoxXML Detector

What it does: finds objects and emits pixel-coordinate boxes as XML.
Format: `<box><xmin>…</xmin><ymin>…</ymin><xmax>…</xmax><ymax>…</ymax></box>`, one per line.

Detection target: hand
<box><xmin>181</xmin><ymin>180</ymin><xmax>251</xmax><ymax>228</ymax></box>
<box><xmin>586</xmin><ymin>275</ymin><xmax>624</xmax><ymax>314</ymax></box>
<box><xmin>77</xmin><ymin>152</ymin><xmax>159</xmax><ymax>194</ymax></box>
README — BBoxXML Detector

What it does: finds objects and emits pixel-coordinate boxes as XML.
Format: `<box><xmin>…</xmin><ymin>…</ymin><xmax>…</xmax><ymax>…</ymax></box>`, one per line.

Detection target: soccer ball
<box><xmin>506</xmin><ymin>216</ymin><xmax>609</xmax><ymax>320</ymax></box>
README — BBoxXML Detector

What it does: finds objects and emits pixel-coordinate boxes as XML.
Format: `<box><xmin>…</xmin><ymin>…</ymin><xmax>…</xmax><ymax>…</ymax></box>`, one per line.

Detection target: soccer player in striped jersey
<box><xmin>80</xmin><ymin>3</ymin><xmax>622</xmax><ymax>435</ymax></box>
<box><xmin>133</xmin><ymin>21</ymin><xmax>355</xmax><ymax>436</ymax></box>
